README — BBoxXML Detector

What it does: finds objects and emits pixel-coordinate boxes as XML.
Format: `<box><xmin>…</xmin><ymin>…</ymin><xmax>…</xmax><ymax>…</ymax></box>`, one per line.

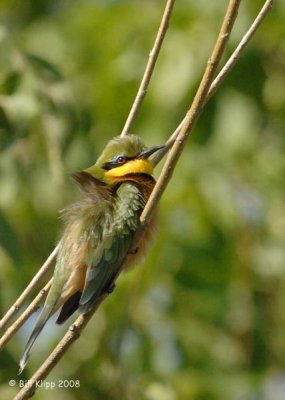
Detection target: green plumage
<box><xmin>19</xmin><ymin>135</ymin><xmax>162</xmax><ymax>373</ymax></box>
<box><xmin>79</xmin><ymin>181</ymin><xmax>145</xmax><ymax>311</ymax></box>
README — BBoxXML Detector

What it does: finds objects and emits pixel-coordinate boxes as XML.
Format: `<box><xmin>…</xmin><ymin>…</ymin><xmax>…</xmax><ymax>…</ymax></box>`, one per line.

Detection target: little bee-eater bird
<box><xmin>19</xmin><ymin>134</ymin><xmax>163</xmax><ymax>373</ymax></box>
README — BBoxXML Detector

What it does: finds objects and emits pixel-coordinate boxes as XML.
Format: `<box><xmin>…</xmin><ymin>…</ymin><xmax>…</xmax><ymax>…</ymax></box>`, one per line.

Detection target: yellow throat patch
<box><xmin>104</xmin><ymin>159</ymin><xmax>153</xmax><ymax>181</ymax></box>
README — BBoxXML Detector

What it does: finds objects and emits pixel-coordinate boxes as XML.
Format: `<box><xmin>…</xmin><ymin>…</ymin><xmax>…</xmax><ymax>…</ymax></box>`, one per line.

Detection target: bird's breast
<box><xmin>121</xmin><ymin>175</ymin><xmax>157</xmax><ymax>270</ymax></box>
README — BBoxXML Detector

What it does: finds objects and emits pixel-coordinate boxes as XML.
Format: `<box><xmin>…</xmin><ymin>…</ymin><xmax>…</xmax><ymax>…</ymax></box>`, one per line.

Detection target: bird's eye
<box><xmin>116</xmin><ymin>155</ymin><xmax>126</xmax><ymax>165</ymax></box>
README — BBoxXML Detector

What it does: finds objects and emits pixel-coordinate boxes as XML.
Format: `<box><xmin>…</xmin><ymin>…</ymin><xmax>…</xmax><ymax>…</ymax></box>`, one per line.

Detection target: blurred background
<box><xmin>0</xmin><ymin>0</ymin><xmax>284</xmax><ymax>399</ymax></box>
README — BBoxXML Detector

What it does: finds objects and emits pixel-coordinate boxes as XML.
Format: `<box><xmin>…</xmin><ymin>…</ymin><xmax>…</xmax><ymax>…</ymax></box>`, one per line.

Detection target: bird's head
<box><xmin>85</xmin><ymin>135</ymin><xmax>164</xmax><ymax>183</ymax></box>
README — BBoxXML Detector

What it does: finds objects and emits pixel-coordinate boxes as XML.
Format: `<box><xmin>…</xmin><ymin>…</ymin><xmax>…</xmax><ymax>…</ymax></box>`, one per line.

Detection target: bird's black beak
<box><xmin>137</xmin><ymin>145</ymin><xmax>165</xmax><ymax>160</ymax></box>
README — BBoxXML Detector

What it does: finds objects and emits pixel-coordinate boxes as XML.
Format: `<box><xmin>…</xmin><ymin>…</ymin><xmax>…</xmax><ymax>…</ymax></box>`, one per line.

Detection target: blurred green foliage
<box><xmin>1</xmin><ymin>1</ymin><xmax>285</xmax><ymax>399</ymax></box>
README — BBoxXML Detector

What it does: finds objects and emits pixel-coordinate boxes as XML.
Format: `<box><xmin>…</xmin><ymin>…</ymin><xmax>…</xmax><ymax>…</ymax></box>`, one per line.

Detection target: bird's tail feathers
<box><xmin>19</xmin><ymin>302</ymin><xmax>56</xmax><ymax>374</ymax></box>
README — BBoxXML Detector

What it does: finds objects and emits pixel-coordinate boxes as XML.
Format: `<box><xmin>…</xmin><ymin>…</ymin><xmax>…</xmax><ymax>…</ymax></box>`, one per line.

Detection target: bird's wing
<box><xmin>79</xmin><ymin>182</ymin><xmax>145</xmax><ymax>312</ymax></box>
<box><xmin>19</xmin><ymin>172</ymin><xmax>110</xmax><ymax>373</ymax></box>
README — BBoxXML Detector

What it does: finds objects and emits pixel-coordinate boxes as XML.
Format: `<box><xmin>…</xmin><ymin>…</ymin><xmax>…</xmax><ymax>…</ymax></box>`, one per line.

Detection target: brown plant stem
<box><xmin>206</xmin><ymin>0</ymin><xmax>273</xmax><ymax>101</ymax></box>
<box><xmin>153</xmin><ymin>0</ymin><xmax>273</xmax><ymax>167</ymax></box>
<box><xmin>6</xmin><ymin>0</ymin><xmax>272</xmax><ymax>347</ymax></box>
<box><xmin>141</xmin><ymin>0</ymin><xmax>241</xmax><ymax>224</ymax></box>
<box><xmin>12</xmin><ymin>1</ymin><xmax>274</xmax><ymax>398</ymax></box>
<box><xmin>13</xmin><ymin>2</ymin><xmax>242</xmax><ymax>399</ymax></box>
<box><xmin>0</xmin><ymin>244</ymin><xmax>59</xmax><ymax>333</ymax></box>
<box><xmin>120</xmin><ymin>0</ymin><xmax>176</xmax><ymax>136</ymax></box>
<box><xmin>14</xmin><ymin>279</ymin><xmax>120</xmax><ymax>399</ymax></box>
<box><xmin>13</xmin><ymin>309</ymin><xmax>97</xmax><ymax>400</ymax></box>
<box><xmin>0</xmin><ymin>280</ymin><xmax>52</xmax><ymax>351</ymax></box>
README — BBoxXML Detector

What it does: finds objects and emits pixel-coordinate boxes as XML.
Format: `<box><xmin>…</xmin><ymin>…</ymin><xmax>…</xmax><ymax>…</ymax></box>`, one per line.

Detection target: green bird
<box><xmin>19</xmin><ymin>134</ymin><xmax>163</xmax><ymax>373</ymax></box>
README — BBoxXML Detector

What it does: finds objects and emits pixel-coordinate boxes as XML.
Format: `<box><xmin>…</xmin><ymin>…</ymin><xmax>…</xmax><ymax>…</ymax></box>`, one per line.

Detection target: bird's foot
<box><xmin>128</xmin><ymin>246</ymin><xmax>139</xmax><ymax>255</ymax></box>
<box><xmin>107</xmin><ymin>283</ymin><xmax>116</xmax><ymax>294</ymax></box>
